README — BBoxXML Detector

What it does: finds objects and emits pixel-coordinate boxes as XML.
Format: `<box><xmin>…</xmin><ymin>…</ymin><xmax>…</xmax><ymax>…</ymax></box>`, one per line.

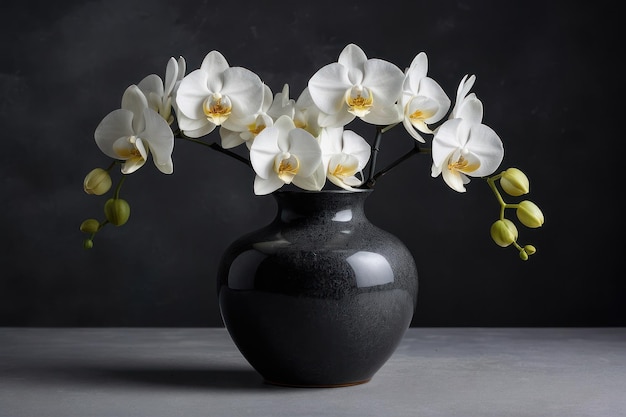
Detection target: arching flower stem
<box><xmin>487</xmin><ymin>173</ymin><xmax>523</xmax><ymax>220</ymax></box>
<box><xmin>363</xmin><ymin>123</ymin><xmax>428</xmax><ymax>189</ymax></box>
<box><xmin>365</xmin><ymin>142</ymin><xmax>430</xmax><ymax>188</ymax></box>
<box><xmin>114</xmin><ymin>175</ymin><xmax>126</xmax><ymax>199</ymax></box>
<box><xmin>177</xmin><ymin>135</ymin><xmax>252</xmax><ymax>168</ymax></box>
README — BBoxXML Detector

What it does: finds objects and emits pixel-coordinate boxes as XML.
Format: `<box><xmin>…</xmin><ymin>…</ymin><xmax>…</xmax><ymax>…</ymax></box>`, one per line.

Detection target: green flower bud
<box><xmin>524</xmin><ymin>245</ymin><xmax>537</xmax><ymax>255</ymax></box>
<box><xmin>104</xmin><ymin>198</ymin><xmax>130</xmax><ymax>226</ymax></box>
<box><xmin>80</xmin><ymin>219</ymin><xmax>100</xmax><ymax>234</ymax></box>
<box><xmin>516</xmin><ymin>200</ymin><xmax>544</xmax><ymax>228</ymax></box>
<box><xmin>84</xmin><ymin>168</ymin><xmax>112</xmax><ymax>195</ymax></box>
<box><xmin>490</xmin><ymin>218</ymin><xmax>518</xmax><ymax>247</ymax></box>
<box><xmin>83</xmin><ymin>239</ymin><xmax>94</xmax><ymax>249</ymax></box>
<box><xmin>519</xmin><ymin>250</ymin><xmax>529</xmax><ymax>261</ymax></box>
<box><xmin>500</xmin><ymin>168</ymin><xmax>529</xmax><ymax>196</ymax></box>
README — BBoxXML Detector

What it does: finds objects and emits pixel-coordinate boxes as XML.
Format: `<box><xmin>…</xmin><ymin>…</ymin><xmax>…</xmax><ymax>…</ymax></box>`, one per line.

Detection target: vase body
<box><xmin>217</xmin><ymin>190</ymin><xmax>418</xmax><ymax>387</ymax></box>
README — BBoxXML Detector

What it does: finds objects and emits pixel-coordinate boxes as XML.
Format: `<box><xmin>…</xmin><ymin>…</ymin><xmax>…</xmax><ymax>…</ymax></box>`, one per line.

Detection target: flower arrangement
<box><xmin>80</xmin><ymin>43</ymin><xmax>544</xmax><ymax>260</ymax></box>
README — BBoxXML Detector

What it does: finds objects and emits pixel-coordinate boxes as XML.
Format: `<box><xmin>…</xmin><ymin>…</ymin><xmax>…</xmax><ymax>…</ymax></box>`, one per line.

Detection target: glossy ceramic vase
<box><xmin>217</xmin><ymin>190</ymin><xmax>418</xmax><ymax>387</ymax></box>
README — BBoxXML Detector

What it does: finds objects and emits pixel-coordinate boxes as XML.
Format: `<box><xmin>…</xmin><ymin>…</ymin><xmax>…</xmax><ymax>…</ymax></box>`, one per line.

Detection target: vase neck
<box><xmin>272</xmin><ymin>191</ymin><xmax>371</xmax><ymax>225</ymax></box>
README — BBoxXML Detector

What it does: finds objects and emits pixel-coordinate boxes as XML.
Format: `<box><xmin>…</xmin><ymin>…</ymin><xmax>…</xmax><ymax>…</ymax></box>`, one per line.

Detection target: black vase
<box><xmin>217</xmin><ymin>189</ymin><xmax>418</xmax><ymax>387</ymax></box>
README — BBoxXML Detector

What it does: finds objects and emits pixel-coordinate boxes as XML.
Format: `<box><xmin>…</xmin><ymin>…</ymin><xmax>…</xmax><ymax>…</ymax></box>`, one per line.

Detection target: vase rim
<box><xmin>273</xmin><ymin>188</ymin><xmax>373</xmax><ymax>195</ymax></box>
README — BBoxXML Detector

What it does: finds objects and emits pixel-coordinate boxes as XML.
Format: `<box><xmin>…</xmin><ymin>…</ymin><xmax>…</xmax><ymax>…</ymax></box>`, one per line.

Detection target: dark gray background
<box><xmin>1</xmin><ymin>0</ymin><xmax>622</xmax><ymax>326</ymax></box>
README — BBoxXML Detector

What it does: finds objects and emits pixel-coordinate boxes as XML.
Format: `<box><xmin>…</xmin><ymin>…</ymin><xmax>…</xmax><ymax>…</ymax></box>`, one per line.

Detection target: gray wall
<box><xmin>1</xmin><ymin>0</ymin><xmax>623</xmax><ymax>326</ymax></box>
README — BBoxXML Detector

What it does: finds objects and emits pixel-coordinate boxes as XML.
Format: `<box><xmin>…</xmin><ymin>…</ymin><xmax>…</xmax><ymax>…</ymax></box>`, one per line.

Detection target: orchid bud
<box><xmin>104</xmin><ymin>198</ymin><xmax>130</xmax><ymax>226</ymax></box>
<box><xmin>84</xmin><ymin>168</ymin><xmax>112</xmax><ymax>195</ymax></box>
<box><xmin>80</xmin><ymin>219</ymin><xmax>100</xmax><ymax>234</ymax></box>
<box><xmin>516</xmin><ymin>200</ymin><xmax>544</xmax><ymax>228</ymax></box>
<box><xmin>524</xmin><ymin>245</ymin><xmax>537</xmax><ymax>255</ymax></box>
<box><xmin>83</xmin><ymin>239</ymin><xmax>94</xmax><ymax>249</ymax></box>
<box><xmin>519</xmin><ymin>250</ymin><xmax>529</xmax><ymax>261</ymax></box>
<box><xmin>490</xmin><ymin>219</ymin><xmax>518</xmax><ymax>247</ymax></box>
<box><xmin>500</xmin><ymin>168</ymin><xmax>529</xmax><ymax>196</ymax></box>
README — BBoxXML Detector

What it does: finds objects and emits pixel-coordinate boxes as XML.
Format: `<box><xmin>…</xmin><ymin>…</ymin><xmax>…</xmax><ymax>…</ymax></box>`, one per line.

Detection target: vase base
<box><xmin>263</xmin><ymin>378</ymin><xmax>371</xmax><ymax>388</ymax></box>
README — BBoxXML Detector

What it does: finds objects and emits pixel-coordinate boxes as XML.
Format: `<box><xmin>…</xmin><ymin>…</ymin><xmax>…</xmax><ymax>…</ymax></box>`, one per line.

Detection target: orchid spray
<box><xmin>81</xmin><ymin>43</ymin><xmax>544</xmax><ymax>260</ymax></box>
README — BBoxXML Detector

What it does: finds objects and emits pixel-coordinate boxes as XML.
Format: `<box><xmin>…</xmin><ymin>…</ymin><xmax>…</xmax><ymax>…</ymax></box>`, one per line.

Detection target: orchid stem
<box><xmin>114</xmin><ymin>175</ymin><xmax>126</xmax><ymax>199</ymax></box>
<box><xmin>178</xmin><ymin>136</ymin><xmax>252</xmax><ymax>168</ymax></box>
<box><xmin>366</xmin><ymin>126</ymin><xmax>385</xmax><ymax>187</ymax></box>
<box><xmin>369</xmin><ymin>142</ymin><xmax>428</xmax><ymax>187</ymax></box>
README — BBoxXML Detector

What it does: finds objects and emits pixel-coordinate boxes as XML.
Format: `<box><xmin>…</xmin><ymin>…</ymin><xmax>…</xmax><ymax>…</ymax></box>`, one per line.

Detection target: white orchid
<box><xmin>400</xmin><ymin>52</ymin><xmax>451</xmax><ymax>143</ymax></box>
<box><xmin>319</xmin><ymin>127</ymin><xmax>371</xmax><ymax>190</ymax></box>
<box><xmin>137</xmin><ymin>56</ymin><xmax>186</xmax><ymax>125</ymax></box>
<box><xmin>431</xmin><ymin>117</ymin><xmax>504</xmax><ymax>192</ymax></box>
<box><xmin>94</xmin><ymin>85</ymin><xmax>174</xmax><ymax>174</ymax></box>
<box><xmin>308</xmin><ymin>43</ymin><xmax>404</xmax><ymax>127</ymax></box>
<box><xmin>219</xmin><ymin>84</ymin><xmax>275</xmax><ymax>149</ymax></box>
<box><xmin>175</xmin><ymin>50</ymin><xmax>264</xmax><ymax>138</ymax></box>
<box><xmin>249</xmin><ymin>115</ymin><xmax>325</xmax><ymax>195</ymax></box>
<box><xmin>430</xmin><ymin>74</ymin><xmax>502</xmax><ymax>192</ymax></box>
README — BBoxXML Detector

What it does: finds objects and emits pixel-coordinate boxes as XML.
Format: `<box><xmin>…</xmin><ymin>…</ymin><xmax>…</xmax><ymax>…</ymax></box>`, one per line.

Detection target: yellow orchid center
<box><xmin>331</xmin><ymin>162</ymin><xmax>358</xmax><ymax>179</ymax></box>
<box><xmin>448</xmin><ymin>152</ymin><xmax>479</xmax><ymax>174</ymax></box>
<box><xmin>275</xmin><ymin>153</ymin><xmax>300</xmax><ymax>183</ymax></box>
<box><xmin>409</xmin><ymin>108</ymin><xmax>435</xmax><ymax>123</ymax></box>
<box><xmin>115</xmin><ymin>136</ymin><xmax>144</xmax><ymax>161</ymax></box>
<box><xmin>203</xmin><ymin>93</ymin><xmax>232</xmax><ymax>125</ymax></box>
<box><xmin>247</xmin><ymin>123</ymin><xmax>266</xmax><ymax>137</ymax></box>
<box><xmin>346</xmin><ymin>86</ymin><xmax>373</xmax><ymax>117</ymax></box>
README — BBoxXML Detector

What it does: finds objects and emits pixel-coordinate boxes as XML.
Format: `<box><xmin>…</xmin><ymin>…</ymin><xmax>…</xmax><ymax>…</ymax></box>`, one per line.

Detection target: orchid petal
<box><xmin>308</xmin><ymin>63</ymin><xmax>352</xmax><ymax>115</ymax></box>
<box><xmin>221</xmin><ymin>67</ymin><xmax>264</xmax><ymax>118</ymax></box>
<box><xmin>219</xmin><ymin>127</ymin><xmax>246</xmax><ymax>149</ymax></box>
<box><xmin>94</xmin><ymin>109</ymin><xmax>135</xmax><ymax>159</ymax></box>
<box><xmin>250</xmin><ymin>126</ymin><xmax>281</xmax><ymax>179</ymax></box>
<box><xmin>175</xmin><ymin>70</ymin><xmax>212</xmax><ymax>119</ymax></box>
<box><xmin>456</xmin><ymin>95</ymin><xmax>484</xmax><ymax>125</ymax></box>
<box><xmin>464</xmin><ymin>124</ymin><xmax>504</xmax><ymax>176</ymax></box>
<box><xmin>254</xmin><ymin>175</ymin><xmax>284</xmax><ymax>195</ymax></box>
<box><xmin>338</xmin><ymin>44</ymin><xmax>368</xmax><ymax>79</ymax></box>
<box><xmin>121</xmin><ymin>85</ymin><xmax>148</xmax><ymax>133</ymax></box>
<box><xmin>273</xmin><ymin>115</ymin><xmax>296</xmax><ymax>151</ymax></box>
<box><xmin>432</xmin><ymin>119</ymin><xmax>463</xmax><ymax>168</ymax></box>
<box><xmin>139</xmin><ymin>108</ymin><xmax>174</xmax><ymax>173</ymax></box>
<box><xmin>362</xmin><ymin>59</ymin><xmax>404</xmax><ymax>106</ymax></box>
<box><xmin>403</xmin><ymin>117</ymin><xmax>426</xmax><ymax>143</ymax></box>
<box><xmin>164</xmin><ymin>57</ymin><xmax>179</xmax><ymax>97</ymax></box>
<box><xmin>361</xmin><ymin>102</ymin><xmax>402</xmax><ymax>125</ymax></box>
<box><xmin>441</xmin><ymin>166</ymin><xmax>468</xmax><ymax>193</ymax></box>
<box><xmin>341</xmin><ymin>130</ymin><xmax>371</xmax><ymax>169</ymax></box>
<box><xmin>286</xmin><ymin>128</ymin><xmax>322</xmax><ymax>178</ymax></box>
<box><xmin>137</xmin><ymin>74</ymin><xmax>164</xmax><ymax>99</ymax></box>
<box><xmin>200</xmin><ymin>50</ymin><xmax>230</xmax><ymax>79</ymax></box>
<box><xmin>292</xmin><ymin>162</ymin><xmax>326</xmax><ymax>191</ymax></box>
<box><xmin>417</xmin><ymin>77</ymin><xmax>451</xmax><ymax>123</ymax></box>
<box><xmin>406</xmin><ymin>52</ymin><xmax>428</xmax><ymax>84</ymax></box>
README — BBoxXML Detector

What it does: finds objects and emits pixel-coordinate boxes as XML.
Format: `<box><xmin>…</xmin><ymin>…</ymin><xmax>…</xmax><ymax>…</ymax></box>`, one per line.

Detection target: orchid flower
<box><xmin>219</xmin><ymin>84</ymin><xmax>275</xmax><ymax>149</ymax></box>
<box><xmin>175</xmin><ymin>50</ymin><xmax>264</xmax><ymax>138</ymax></box>
<box><xmin>319</xmin><ymin>127</ymin><xmax>371</xmax><ymax>191</ymax></box>
<box><xmin>308</xmin><ymin>43</ymin><xmax>404</xmax><ymax>127</ymax></box>
<box><xmin>431</xmin><ymin>117</ymin><xmax>504</xmax><ymax>192</ymax></box>
<box><xmin>249</xmin><ymin>115</ymin><xmax>325</xmax><ymax>195</ymax></box>
<box><xmin>137</xmin><ymin>56</ymin><xmax>186</xmax><ymax>125</ymax></box>
<box><xmin>400</xmin><ymin>52</ymin><xmax>451</xmax><ymax>142</ymax></box>
<box><xmin>94</xmin><ymin>85</ymin><xmax>174</xmax><ymax>174</ymax></box>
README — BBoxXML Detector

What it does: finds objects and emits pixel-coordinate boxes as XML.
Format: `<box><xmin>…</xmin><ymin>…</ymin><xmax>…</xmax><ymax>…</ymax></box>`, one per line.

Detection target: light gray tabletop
<box><xmin>1</xmin><ymin>327</ymin><xmax>624</xmax><ymax>417</ymax></box>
